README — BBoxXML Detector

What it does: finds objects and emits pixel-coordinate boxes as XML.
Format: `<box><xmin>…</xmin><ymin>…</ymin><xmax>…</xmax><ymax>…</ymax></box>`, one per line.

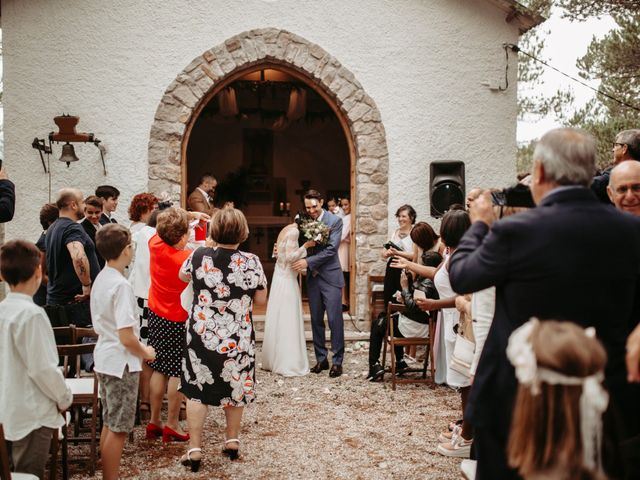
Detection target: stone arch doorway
<box><xmin>147</xmin><ymin>28</ymin><xmax>389</xmax><ymax>318</ymax></box>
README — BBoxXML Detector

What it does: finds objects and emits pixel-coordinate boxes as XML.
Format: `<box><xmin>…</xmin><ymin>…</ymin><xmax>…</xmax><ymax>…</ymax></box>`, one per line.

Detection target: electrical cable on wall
<box><xmin>500</xmin><ymin>44</ymin><xmax>510</xmax><ymax>91</ymax></box>
<box><xmin>504</xmin><ymin>43</ymin><xmax>640</xmax><ymax>113</ymax></box>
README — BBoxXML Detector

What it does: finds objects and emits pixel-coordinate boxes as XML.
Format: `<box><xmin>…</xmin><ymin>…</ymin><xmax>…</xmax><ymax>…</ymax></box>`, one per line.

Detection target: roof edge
<box><xmin>484</xmin><ymin>0</ymin><xmax>546</xmax><ymax>35</ymax></box>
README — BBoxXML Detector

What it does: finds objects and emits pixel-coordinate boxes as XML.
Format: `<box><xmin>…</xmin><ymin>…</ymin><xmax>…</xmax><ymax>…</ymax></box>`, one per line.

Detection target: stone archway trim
<box><xmin>147</xmin><ymin>28</ymin><xmax>389</xmax><ymax>319</ymax></box>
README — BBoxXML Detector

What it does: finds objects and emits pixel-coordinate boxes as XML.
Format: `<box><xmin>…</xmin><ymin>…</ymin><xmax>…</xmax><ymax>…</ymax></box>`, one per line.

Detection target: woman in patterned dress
<box><xmin>178</xmin><ymin>208</ymin><xmax>267</xmax><ymax>469</ymax></box>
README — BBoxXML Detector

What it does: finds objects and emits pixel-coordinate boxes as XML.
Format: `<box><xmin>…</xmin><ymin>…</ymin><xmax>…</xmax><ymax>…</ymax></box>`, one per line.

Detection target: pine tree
<box><xmin>517</xmin><ymin>1</ymin><xmax>640</xmax><ymax>172</ymax></box>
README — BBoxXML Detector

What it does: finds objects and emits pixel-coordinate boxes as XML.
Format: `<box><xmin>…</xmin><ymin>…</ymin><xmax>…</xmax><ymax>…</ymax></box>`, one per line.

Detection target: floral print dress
<box><xmin>179</xmin><ymin>247</ymin><xmax>267</xmax><ymax>407</ymax></box>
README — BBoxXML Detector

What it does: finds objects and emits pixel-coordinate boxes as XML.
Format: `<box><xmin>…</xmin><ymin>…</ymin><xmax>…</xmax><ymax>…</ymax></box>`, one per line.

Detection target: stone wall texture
<box><xmin>3</xmin><ymin>0</ymin><xmax>522</xmax><ymax>320</ymax></box>
<box><xmin>148</xmin><ymin>28</ymin><xmax>389</xmax><ymax>319</ymax></box>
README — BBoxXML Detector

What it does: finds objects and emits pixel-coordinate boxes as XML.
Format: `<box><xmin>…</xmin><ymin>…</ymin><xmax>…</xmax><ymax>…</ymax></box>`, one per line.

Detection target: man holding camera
<box><xmin>449</xmin><ymin>128</ymin><xmax>640</xmax><ymax>479</ymax></box>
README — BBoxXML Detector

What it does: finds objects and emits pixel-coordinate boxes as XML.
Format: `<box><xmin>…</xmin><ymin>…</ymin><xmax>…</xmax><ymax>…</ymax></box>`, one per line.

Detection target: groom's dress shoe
<box><xmin>310</xmin><ymin>361</ymin><xmax>329</xmax><ymax>374</ymax></box>
<box><xmin>329</xmin><ymin>365</ymin><xmax>343</xmax><ymax>378</ymax></box>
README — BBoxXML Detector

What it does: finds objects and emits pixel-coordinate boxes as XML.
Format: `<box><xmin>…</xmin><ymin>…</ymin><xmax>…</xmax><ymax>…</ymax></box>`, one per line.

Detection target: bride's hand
<box><xmin>303</xmin><ymin>240</ymin><xmax>316</xmax><ymax>249</ymax></box>
<box><xmin>292</xmin><ymin>259</ymin><xmax>308</xmax><ymax>272</ymax></box>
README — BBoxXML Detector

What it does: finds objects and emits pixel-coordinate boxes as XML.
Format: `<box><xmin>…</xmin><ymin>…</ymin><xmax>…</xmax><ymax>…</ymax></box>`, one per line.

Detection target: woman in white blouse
<box><xmin>128</xmin><ymin>209</ymin><xmax>159</xmax><ymax>420</ymax></box>
<box><xmin>382</xmin><ymin>204</ymin><xmax>417</xmax><ymax>308</ymax></box>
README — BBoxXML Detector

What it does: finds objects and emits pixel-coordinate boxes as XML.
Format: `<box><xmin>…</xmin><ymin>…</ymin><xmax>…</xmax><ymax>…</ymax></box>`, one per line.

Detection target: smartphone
<box><xmin>383</xmin><ymin>240</ymin><xmax>403</xmax><ymax>251</ymax></box>
<box><xmin>0</xmin><ymin>159</ymin><xmax>3</xmax><ymax>171</ymax></box>
<box><xmin>413</xmin><ymin>290</ymin><xmax>426</xmax><ymax>301</ymax></box>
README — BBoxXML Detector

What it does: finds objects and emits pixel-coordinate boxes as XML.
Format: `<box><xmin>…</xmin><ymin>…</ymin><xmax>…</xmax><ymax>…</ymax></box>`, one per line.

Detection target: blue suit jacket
<box><xmin>449</xmin><ymin>186</ymin><xmax>640</xmax><ymax>433</ymax></box>
<box><xmin>306</xmin><ymin>210</ymin><xmax>345</xmax><ymax>288</ymax></box>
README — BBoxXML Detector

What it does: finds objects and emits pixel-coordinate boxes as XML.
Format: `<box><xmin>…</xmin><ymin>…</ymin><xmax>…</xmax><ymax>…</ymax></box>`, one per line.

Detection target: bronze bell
<box><xmin>58</xmin><ymin>142</ymin><xmax>79</xmax><ymax>167</ymax></box>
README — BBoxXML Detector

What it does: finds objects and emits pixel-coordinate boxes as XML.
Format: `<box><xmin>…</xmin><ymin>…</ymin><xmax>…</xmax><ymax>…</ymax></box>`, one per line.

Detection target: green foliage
<box><xmin>517</xmin><ymin>141</ymin><xmax>536</xmax><ymax>174</ymax></box>
<box><xmin>517</xmin><ymin>1</ymin><xmax>640</xmax><ymax>173</ymax></box>
<box><xmin>568</xmin><ymin>10</ymin><xmax>640</xmax><ymax>168</ymax></box>
<box><xmin>557</xmin><ymin>0</ymin><xmax>640</xmax><ymax>20</ymax></box>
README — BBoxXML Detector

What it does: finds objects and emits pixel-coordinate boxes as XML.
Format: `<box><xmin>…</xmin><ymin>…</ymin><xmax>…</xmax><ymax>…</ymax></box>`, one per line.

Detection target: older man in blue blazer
<box><xmin>293</xmin><ymin>190</ymin><xmax>345</xmax><ymax>378</ymax></box>
<box><xmin>449</xmin><ymin>128</ymin><xmax>640</xmax><ymax>479</ymax></box>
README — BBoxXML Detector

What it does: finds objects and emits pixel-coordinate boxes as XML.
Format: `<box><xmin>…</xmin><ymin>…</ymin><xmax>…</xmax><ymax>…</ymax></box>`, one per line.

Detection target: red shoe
<box><xmin>145</xmin><ymin>423</ymin><xmax>163</xmax><ymax>440</ymax></box>
<box><xmin>162</xmin><ymin>426</ymin><xmax>190</xmax><ymax>443</ymax></box>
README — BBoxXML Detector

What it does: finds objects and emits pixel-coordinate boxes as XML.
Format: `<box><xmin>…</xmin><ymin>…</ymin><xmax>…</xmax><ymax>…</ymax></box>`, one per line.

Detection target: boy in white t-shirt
<box><xmin>91</xmin><ymin>224</ymin><xmax>155</xmax><ymax>480</ymax></box>
<box><xmin>0</xmin><ymin>240</ymin><xmax>72</xmax><ymax>479</ymax></box>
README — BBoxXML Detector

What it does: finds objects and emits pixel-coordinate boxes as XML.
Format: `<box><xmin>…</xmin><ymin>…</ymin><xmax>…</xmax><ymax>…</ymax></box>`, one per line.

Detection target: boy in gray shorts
<box><xmin>91</xmin><ymin>224</ymin><xmax>155</xmax><ymax>480</ymax></box>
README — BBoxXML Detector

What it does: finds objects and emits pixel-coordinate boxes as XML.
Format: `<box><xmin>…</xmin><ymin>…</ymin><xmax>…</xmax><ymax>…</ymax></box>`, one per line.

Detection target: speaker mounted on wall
<box><xmin>430</xmin><ymin>161</ymin><xmax>465</xmax><ymax>218</ymax></box>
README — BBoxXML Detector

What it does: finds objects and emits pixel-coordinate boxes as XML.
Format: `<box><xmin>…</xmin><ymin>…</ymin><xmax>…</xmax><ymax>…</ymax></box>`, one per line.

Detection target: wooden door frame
<box><xmin>179</xmin><ymin>62</ymin><xmax>357</xmax><ymax>311</ymax></box>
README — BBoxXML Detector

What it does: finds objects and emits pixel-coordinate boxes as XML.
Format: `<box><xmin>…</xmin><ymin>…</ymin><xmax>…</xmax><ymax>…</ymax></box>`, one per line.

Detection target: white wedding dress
<box><xmin>261</xmin><ymin>226</ymin><xmax>310</xmax><ymax>376</ymax></box>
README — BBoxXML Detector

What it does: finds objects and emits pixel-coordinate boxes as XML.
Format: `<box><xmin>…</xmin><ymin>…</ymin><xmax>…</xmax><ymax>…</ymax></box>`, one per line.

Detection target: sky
<box><xmin>517</xmin><ymin>7</ymin><xmax>617</xmax><ymax>143</ymax></box>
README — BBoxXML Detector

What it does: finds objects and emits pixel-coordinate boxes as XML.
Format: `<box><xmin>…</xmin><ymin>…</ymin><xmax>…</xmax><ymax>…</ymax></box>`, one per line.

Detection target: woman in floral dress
<box><xmin>178</xmin><ymin>208</ymin><xmax>267</xmax><ymax>469</ymax></box>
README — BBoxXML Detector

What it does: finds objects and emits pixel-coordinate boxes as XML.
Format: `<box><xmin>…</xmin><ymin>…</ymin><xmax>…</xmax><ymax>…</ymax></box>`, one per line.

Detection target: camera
<box><xmin>490</xmin><ymin>184</ymin><xmax>535</xmax><ymax>208</ymax></box>
<box><xmin>157</xmin><ymin>199</ymin><xmax>173</xmax><ymax>210</ymax></box>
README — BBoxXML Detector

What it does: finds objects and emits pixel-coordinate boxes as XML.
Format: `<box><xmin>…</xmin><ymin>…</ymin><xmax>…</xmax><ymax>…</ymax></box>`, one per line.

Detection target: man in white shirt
<box><xmin>0</xmin><ymin>240</ymin><xmax>72</xmax><ymax>479</ymax></box>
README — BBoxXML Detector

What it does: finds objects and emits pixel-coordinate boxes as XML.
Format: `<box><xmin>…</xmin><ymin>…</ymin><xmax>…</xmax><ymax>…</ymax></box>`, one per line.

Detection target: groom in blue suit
<box><xmin>293</xmin><ymin>190</ymin><xmax>345</xmax><ymax>377</ymax></box>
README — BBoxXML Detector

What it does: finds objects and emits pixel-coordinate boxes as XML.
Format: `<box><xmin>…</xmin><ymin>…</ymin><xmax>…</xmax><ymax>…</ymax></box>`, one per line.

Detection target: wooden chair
<box><xmin>381</xmin><ymin>302</ymin><xmax>437</xmax><ymax>390</ymax></box>
<box><xmin>48</xmin><ymin>430</ymin><xmax>60</xmax><ymax>480</ymax></box>
<box><xmin>52</xmin><ymin>326</ymin><xmax>76</xmax><ymax>377</ymax></box>
<box><xmin>0</xmin><ymin>424</ymin><xmax>38</xmax><ymax>480</ymax></box>
<box><xmin>367</xmin><ymin>274</ymin><xmax>385</xmax><ymax>325</ymax></box>
<box><xmin>57</xmin><ymin>343</ymin><xmax>99</xmax><ymax>477</ymax></box>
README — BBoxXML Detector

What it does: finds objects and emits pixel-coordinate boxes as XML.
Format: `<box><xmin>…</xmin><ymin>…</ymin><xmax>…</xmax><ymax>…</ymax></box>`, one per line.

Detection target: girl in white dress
<box><xmin>261</xmin><ymin>222</ymin><xmax>315</xmax><ymax>376</ymax></box>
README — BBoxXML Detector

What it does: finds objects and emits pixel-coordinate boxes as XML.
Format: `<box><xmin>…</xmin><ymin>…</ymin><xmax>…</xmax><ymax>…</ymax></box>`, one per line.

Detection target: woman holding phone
<box><xmin>366</xmin><ymin>222</ymin><xmax>440</xmax><ymax>381</ymax></box>
<box><xmin>381</xmin><ymin>205</ymin><xmax>417</xmax><ymax>308</ymax></box>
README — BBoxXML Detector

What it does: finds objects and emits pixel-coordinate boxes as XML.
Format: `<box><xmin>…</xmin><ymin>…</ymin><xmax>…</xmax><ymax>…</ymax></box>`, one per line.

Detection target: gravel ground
<box><xmin>71</xmin><ymin>345</ymin><xmax>462</xmax><ymax>480</ymax></box>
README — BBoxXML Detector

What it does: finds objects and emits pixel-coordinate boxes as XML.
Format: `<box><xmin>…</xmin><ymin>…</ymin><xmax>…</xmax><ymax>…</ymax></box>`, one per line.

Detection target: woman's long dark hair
<box><xmin>440</xmin><ymin>209</ymin><xmax>471</xmax><ymax>248</ymax></box>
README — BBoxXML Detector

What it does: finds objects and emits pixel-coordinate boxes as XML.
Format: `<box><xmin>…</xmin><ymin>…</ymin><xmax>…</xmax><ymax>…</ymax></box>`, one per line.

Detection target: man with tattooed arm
<box><xmin>45</xmin><ymin>188</ymin><xmax>101</xmax><ymax>326</ymax></box>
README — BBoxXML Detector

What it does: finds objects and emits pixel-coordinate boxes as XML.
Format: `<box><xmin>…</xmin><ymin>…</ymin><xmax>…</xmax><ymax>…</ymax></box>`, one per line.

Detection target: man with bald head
<box><xmin>592</xmin><ymin>129</ymin><xmax>640</xmax><ymax>203</ymax></box>
<box><xmin>45</xmin><ymin>189</ymin><xmax>101</xmax><ymax>326</ymax></box>
<box><xmin>608</xmin><ymin>160</ymin><xmax>640</xmax><ymax>216</ymax></box>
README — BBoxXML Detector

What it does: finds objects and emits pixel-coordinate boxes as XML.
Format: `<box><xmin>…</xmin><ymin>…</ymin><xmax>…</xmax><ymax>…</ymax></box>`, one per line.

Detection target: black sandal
<box><xmin>180</xmin><ymin>448</ymin><xmax>202</xmax><ymax>472</ymax></box>
<box><xmin>222</xmin><ymin>438</ymin><xmax>240</xmax><ymax>461</ymax></box>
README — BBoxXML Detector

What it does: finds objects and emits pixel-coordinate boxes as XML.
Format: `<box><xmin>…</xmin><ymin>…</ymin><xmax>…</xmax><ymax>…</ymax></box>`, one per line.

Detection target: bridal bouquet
<box><xmin>299</xmin><ymin>217</ymin><xmax>331</xmax><ymax>246</ymax></box>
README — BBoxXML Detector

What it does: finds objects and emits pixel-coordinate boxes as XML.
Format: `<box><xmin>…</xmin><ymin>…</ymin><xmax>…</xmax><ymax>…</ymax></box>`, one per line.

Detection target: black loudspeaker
<box><xmin>430</xmin><ymin>161</ymin><xmax>465</xmax><ymax>217</ymax></box>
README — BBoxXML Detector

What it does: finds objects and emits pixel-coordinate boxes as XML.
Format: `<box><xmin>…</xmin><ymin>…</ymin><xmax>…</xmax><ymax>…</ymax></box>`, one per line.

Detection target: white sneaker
<box><xmin>436</xmin><ymin>435</ymin><xmax>472</xmax><ymax>458</ymax></box>
<box><xmin>404</xmin><ymin>354</ymin><xmax>416</xmax><ymax>363</ymax></box>
<box><xmin>461</xmin><ymin>459</ymin><xmax>477</xmax><ymax>480</ymax></box>
<box><xmin>437</xmin><ymin>424</ymin><xmax>461</xmax><ymax>444</ymax></box>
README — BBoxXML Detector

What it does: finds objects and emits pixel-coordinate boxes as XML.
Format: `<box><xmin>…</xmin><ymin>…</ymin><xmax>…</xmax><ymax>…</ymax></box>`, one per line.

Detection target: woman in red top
<box><xmin>145</xmin><ymin>207</ymin><xmax>206</xmax><ymax>442</ymax></box>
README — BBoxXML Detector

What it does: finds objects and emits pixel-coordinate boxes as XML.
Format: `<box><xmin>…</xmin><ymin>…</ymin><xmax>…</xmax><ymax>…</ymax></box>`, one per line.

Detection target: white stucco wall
<box><xmin>2</xmin><ymin>0</ymin><xmax>520</xmax><ymax>242</ymax></box>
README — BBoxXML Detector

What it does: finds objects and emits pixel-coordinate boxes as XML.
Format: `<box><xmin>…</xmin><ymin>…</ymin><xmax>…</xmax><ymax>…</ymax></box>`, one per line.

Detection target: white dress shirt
<box><xmin>197</xmin><ymin>187</ymin><xmax>211</xmax><ymax>203</ymax></box>
<box><xmin>91</xmin><ymin>266</ymin><xmax>142</xmax><ymax>378</ymax></box>
<box><xmin>0</xmin><ymin>292</ymin><xmax>72</xmax><ymax>441</ymax></box>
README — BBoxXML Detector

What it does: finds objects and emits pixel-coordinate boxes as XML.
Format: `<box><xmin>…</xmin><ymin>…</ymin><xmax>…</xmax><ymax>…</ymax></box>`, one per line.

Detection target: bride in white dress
<box><xmin>262</xmin><ymin>223</ymin><xmax>315</xmax><ymax>376</ymax></box>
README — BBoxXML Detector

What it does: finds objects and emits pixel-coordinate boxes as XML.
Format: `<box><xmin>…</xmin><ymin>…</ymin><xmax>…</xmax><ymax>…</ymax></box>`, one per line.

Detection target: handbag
<box><xmin>450</xmin><ymin>334</ymin><xmax>475</xmax><ymax>379</ymax></box>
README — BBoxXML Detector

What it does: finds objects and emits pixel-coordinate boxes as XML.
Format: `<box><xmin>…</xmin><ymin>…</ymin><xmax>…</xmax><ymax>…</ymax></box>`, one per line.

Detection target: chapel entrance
<box><xmin>149</xmin><ymin>28</ymin><xmax>390</xmax><ymax>320</ymax></box>
<box><xmin>184</xmin><ymin>65</ymin><xmax>351</xmax><ymax>301</ymax></box>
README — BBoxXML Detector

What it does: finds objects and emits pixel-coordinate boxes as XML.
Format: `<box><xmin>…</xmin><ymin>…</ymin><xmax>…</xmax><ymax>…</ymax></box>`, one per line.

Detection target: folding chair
<box><xmin>381</xmin><ymin>302</ymin><xmax>436</xmax><ymax>390</ymax></box>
